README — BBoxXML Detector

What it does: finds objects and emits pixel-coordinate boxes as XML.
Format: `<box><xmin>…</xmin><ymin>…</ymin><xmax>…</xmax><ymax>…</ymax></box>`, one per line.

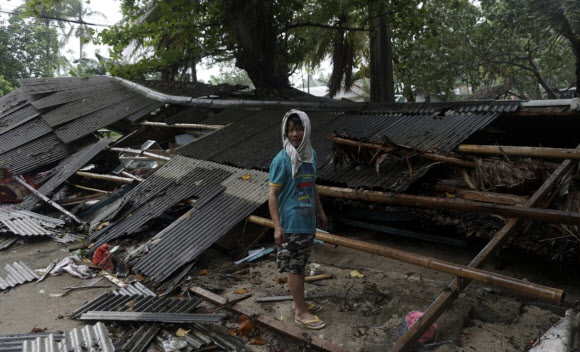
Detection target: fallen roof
<box><xmin>22</xmin><ymin>322</ymin><xmax>114</xmax><ymax>352</ymax></box>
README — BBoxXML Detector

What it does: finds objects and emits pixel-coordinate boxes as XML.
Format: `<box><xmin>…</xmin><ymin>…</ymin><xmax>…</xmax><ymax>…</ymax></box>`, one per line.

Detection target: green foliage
<box><xmin>67</xmin><ymin>55</ymin><xmax>108</xmax><ymax>77</ymax></box>
<box><xmin>0</xmin><ymin>10</ymin><xmax>60</xmax><ymax>86</ymax></box>
<box><xmin>0</xmin><ymin>76</ymin><xmax>15</xmax><ymax>97</ymax></box>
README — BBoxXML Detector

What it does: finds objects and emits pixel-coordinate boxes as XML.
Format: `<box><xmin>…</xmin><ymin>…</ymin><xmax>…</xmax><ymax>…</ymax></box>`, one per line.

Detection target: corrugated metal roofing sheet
<box><xmin>20</xmin><ymin>138</ymin><xmax>113</xmax><ymax>210</ymax></box>
<box><xmin>0</xmin><ymin>104</ymin><xmax>41</xmax><ymax>136</ymax></box>
<box><xmin>91</xmin><ymin>163</ymin><xmax>231</xmax><ymax>247</ymax></box>
<box><xmin>163</xmin><ymin>106</ymin><xmax>214</xmax><ymax>124</ymax></box>
<box><xmin>119</xmin><ymin>324</ymin><xmax>160</xmax><ymax>352</ymax></box>
<box><xmin>0</xmin><ymin>261</ymin><xmax>39</xmax><ymax>290</ymax></box>
<box><xmin>0</xmin><ymin>332</ymin><xmax>64</xmax><ymax>352</ymax></box>
<box><xmin>30</xmin><ymin>82</ymin><xmax>121</xmax><ymax>110</ymax></box>
<box><xmin>54</xmin><ymin>95</ymin><xmax>158</xmax><ymax>143</ymax></box>
<box><xmin>0</xmin><ymin>118</ymin><xmax>52</xmax><ymax>155</ymax></box>
<box><xmin>125</xmin><ymin>101</ymin><xmax>164</xmax><ymax>122</ymax></box>
<box><xmin>71</xmin><ymin>293</ymin><xmax>202</xmax><ymax>319</ymax></box>
<box><xmin>41</xmin><ymin>86</ymin><xmax>135</xmax><ymax>127</ymax></box>
<box><xmin>18</xmin><ymin>76</ymin><xmax>112</xmax><ymax>94</ymax></box>
<box><xmin>0</xmin><ymin>235</ymin><xmax>18</xmax><ymax>250</ymax></box>
<box><xmin>0</xmin><ymin>209</ymin><xmax>64</xmax><ymax>236</ymax></box>
<box><xmin>0</xmin><ymin>89</ymin><xmax>28</xmax><ymax>117</ymax></box>
<box><xmin>134</xmin><ymin>158</ymin><xmax>269</xmax><ymax>283</ymax></box>
<box><xmin>0</xmin><ymin>133</ymin><xmax>78</xmax><ymax>175</ymax></box>
<box><xmin>80</xmin><ymin>311</ymin><xmax>225</xmax><ymax>323</ymax></box>
<box><xmin>177</xmin><ymin>109</ymin><xmax>280</xmax><ymax>159</ymax></box>
<box><xmin>22</xmin><ymin>322</ymin><xmax>114</xmax><ymax>352</ymax></box>
<box><xmin>114</xmin><ymin>282</ymin><xmax>156</xmax><ymax>296</ymax></box>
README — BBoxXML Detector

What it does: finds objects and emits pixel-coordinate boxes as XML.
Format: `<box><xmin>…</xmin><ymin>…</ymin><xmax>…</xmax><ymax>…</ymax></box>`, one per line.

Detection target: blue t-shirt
<box><xmin>269</xmin><ymin>150</ymin><xmax>317</xmax><ymax>234</ymax></box>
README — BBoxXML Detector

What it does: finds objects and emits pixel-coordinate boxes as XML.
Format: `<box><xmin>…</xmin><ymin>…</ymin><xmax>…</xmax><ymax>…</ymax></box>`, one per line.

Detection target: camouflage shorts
<box><xmin>276</xmin><ymin>233</ymin><xmax>315</xmax><ymax>274</ymax></box>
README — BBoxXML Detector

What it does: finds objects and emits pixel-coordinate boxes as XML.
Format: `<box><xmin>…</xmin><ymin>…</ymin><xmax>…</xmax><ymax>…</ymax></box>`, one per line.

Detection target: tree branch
<box><xmin>281</xmin><ymin>22</ymin><xmax>370</xmax><ymax>33</ymax></box>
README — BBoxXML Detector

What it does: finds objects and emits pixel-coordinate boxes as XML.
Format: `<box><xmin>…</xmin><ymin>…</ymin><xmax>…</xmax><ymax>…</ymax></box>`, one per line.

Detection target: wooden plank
<box><xmin>458</xmin><ymin>144</ymin><xmax>580</xmax><ymax>160</ymax></box>
<box><xmin>190</xmin><ymin>286</ymin><xmax>350</xmax><ymax>352</ymax></box>
<box><xmin>389</xmin><ymin>152</ymin><xmax>578</xmax><ymax>352</ymax></box>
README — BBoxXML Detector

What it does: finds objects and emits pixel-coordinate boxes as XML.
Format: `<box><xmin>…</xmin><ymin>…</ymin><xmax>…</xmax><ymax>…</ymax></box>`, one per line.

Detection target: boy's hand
<box><xmin>317</xmin><ymin>212</ymin><xmax>328</xmax><ymax>231</ymax></box>
<box><xmin>274</xmin><ymin>226</ymin><xmax>286</xmax><ymax>246</ymax></box>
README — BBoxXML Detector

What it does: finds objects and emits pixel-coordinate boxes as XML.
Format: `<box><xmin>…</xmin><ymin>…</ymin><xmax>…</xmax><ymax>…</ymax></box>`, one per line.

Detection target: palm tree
<box><xmin>527</xmin><ymin>0</ymin><xmax>580</xmax><ymax>96</ymax></box>
<box><xmin>61</xmin><ymin>0</ymin><xmax>107</xmax><ymax>59</ymax></box>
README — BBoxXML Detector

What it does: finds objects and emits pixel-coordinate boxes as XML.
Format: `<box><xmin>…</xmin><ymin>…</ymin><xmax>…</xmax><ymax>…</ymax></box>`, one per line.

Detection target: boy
<box><xmin>268</xmin><ymin>109</ymin><xmax>328</xmax><ymax>330</ymax></box>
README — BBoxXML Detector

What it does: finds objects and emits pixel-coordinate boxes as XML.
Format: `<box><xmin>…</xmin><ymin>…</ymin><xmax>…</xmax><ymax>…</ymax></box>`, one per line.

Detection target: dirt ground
<box><xmin>0</xmin><ymin>224</ymin><xmax>578</xmax><ymax>352</ymax></box>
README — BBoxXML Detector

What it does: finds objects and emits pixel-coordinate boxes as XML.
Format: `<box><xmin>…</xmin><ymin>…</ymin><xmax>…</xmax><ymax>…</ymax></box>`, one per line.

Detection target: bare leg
<box><xmin>288</xmin><ymin>270</ymin><xmax>317</xmax><ymax>321</ymax></box>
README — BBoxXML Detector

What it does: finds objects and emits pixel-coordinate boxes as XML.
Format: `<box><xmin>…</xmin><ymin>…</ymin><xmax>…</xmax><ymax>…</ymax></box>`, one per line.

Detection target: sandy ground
<box><xmin>0</xmin><ymin>225</ymin><xmax>578</xmax><ymax>351</ymax></box>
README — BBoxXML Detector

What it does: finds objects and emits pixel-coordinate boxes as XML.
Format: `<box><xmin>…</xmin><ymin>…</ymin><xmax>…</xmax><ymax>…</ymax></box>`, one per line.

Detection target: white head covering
<box><xmin>281</xmin><ymin>109</ymin><xmax>313</xmax><ymax>179</ymax></box>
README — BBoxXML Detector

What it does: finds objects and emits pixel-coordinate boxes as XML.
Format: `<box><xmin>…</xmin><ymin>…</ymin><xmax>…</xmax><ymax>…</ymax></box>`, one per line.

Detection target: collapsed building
<box><xmin>0</xmin><ymin>76</ymin><xmax>579</xmax><ymax>351</ymax></box>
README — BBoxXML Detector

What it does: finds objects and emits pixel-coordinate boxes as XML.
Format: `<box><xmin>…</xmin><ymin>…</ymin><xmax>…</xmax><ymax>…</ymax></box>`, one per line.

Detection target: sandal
<box><xmin>293</xmin><ymin>303</ymin><xmax>323</xmax><ymax>313</ymax></box>
<box><xmin>295</xmin><ymin>315</ymin><xmax>326</xmax><ymax>330</ymax></box>
<box><xmin>307</xmin><ymin>303</ymin><xmax>322</xmax><ymax>313</ymax></box>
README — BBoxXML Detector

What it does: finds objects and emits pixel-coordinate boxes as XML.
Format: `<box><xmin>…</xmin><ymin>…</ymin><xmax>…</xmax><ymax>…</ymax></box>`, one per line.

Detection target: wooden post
<box><xmin>76</xmin><ymin>171</ymin><xmax>135</xmax><ymax>184</ymax></box>
<box><xmin>316</xmin><ymin>185</ymin><xmax>580</xmax><ymax>225</ymax></box>
<box><xmin>329</xmin><ymin>135</ymin><xmax>476</xmax><ymax>168</ymax></box>
<box><xmin>389</xmin><ymin>149</ymin><xmax>578</xmax><ymax>351</ymax></box>
<box><xmin>138</xmin><ymin>121</ymin><xmax>224</xmax><ymax>130</ymax></box>
<box><xmin>458</xmin><ymin>144</ymin><xmax>580</xmax><ymax>160</ymax></box>
<box><xmin>247</xmin><ymin>216</ymin><xmax>564</xmax><ymax>304</ymax></box>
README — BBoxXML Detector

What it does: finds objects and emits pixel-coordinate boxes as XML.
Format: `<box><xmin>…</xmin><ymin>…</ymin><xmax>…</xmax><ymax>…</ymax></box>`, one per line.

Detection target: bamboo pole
<box><xmin>65</xmin><ymin>181</ymin><xmax>111</xmax><ymax>194</ymax></box>
<box><xmin>120</xmin><ymin>171</ymin><xmax>144</xmax><ymax>183</ymax></box>
<box><xmin>247</xmin><ymin>215</ymin><xmax>564</xmax><ymax>304</ymax></box>
<box><xmin>76</xmin><ymin>171</ymin><xmax>134</xmax><ymax>184</ymax></box>
<box><xmin>15</xmin><ymin>176</ymin><xmax>84</xmax><ymax>225</ymax></box>
<box><xmin>138</xmin><ymin>121</ymin><xmax>224</xmax><ymax>130</ymax></box>
<box><xmin>427</xmin><ymin>184</ymin><xmax>529</xmax><ymax>206</ymax></box>
<box><xmin>305</xmin><ymin>273</ymin><xmax>334</xmax><ymax>282</ymax></box>
<box><xmin>329</xmin><ymin>135</ymin><xmax>476</xmax><ymax>168</ymax></box>
<box><xmin>458</xmin><ymin>144</ymin><xmax>580</xmax><ymax>160</ymax></box>
<box><xmin>109</xmin><ymin>147</ymin><xmax>171</xmax><ymax>161</ymax></box>
<box><xmin>317</xmin><ymin>185</ymin><xmax>580</xmax><ymax>225</ymax></box>
<box><xmin>390</xmin><ymin>148</ymin><xmax>579</xmax><ymax>351</ymax></box>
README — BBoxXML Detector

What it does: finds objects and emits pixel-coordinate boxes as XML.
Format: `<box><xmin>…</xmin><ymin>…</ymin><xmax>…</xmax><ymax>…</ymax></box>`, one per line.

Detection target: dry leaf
<box><xmin>241</xmin><ymin>174</ymin><xmax>251</xmax><ymax>180</ymax></box>
<box><xmin>249</xmin><ymin>336</ymin><xmax>267</xmax><ymax>345</ymax></box>
<box><xmin>227</xmin><ymin>328</ymin><xmax>236</xmax><ymax>336</ymax></box>
<box><xmin>238</xmin><ymin>314</ymin><xmax>250</xmax><ymax>324</ymax></box>
<box><xmin>184</xmin><ymin>212</ymin><xmax>191</xmax><ymax>219</ymax></box>
<box><xmin>235</xmin><ymin>288</ymin><xmax>248</xmax><ymax>294</ymax></box>
<box><xmin>350</xmin><ymin>270</ymin><xmax>365</xmax><ymax>278</ymax></box>
<box><xmin>176</xmin><ymin>328</ymin><xmax>190</xmax><ymax>337</ymax></box>
<box><xmin>198</xmin><ymin>269</ymin><xmax>208</xmax><ymax>276</ymax></box>
<box><xmin>275</xmin><ymin>277</ymin><xmax>287</xmax><ymax>285</ymax></box>
<box><xmin>238</xmin><ymin>318</ymin><xmax>254</xmax><ymax>336</ymax></box>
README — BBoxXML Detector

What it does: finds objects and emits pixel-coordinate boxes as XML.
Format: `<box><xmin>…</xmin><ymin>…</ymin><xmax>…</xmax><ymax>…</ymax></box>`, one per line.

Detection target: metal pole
<box><xmin>109</xmin><ymin>147</ymin><xmax>171</xmax><ymax>161</ymax></box>
<box><xmin>15</xmin><ymin>176</ymin><xmax>84</xmax><ymax>225</ymax></box>
<box><xmin>247</xmin><ymin>215</ymin><xmax>564</xmax><ymax>304</ymax></box>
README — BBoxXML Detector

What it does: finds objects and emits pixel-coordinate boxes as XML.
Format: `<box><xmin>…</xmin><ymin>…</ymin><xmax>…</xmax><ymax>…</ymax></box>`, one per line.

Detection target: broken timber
<box><xmin>389</xmin><ymin>148</ymin><xmax>578</xmax><ymax>352</ymax></box>
<box><xmin>426</xmin><ymin>184</ymin><xmax>529</xmax><ymax>206</ymax></box>
<box><xmin>316</xmin><ymin>185</ymin><xmax>580</xmax><ymax>225</ymax></box>
<box><xmin>190</xmin><ymin>286</ymin><xmax>350</xmax><ymax>352</ymax></box>
<box><xmin>329</xmin><ymin>135</ymin><xmax>476</xmax><ymax>168</ymax></box>
<box><xmin>247</xmin><ymin>216</ymin><xmax>564</xmax><ymax>304</ymax></box>
<box><xmin>15</xmin><ymin>176</ymin><xmax>84</xmax><ymax>225</ymax></box>
<box><xmin>458</xmin><ymin>144</ymin><xmax>580</xmax><ymax>160</ymax></box>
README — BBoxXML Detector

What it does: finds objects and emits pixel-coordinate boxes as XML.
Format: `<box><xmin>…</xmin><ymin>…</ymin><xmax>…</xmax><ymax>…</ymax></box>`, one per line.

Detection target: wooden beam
<box><xmin>329</xmin><ymin>135</ymin><xmax>476</xmax><ymax>168</ymax></box>
<box><xmin>247</xmin><ymin>216</ymin><xmax>564</xmax><ymax>304</ymax></box>
<box><xmin>389</xmin><ymin>150</ymin><xmax>578</xmax><ymax>352</ymax></box>
<box><xmin>190</xmin><ymin>286</ymin><xmax>350</xmax><ymax>352</ymax></box>
<box><xmin>458</xmin><ymin>144</ymin><xmax>580</xmax><ymax>160</ymax></box>
<box><xmin>317</xmin><ymin>185</ymin><xmax>580</xmax><ymax>225</ymax></box>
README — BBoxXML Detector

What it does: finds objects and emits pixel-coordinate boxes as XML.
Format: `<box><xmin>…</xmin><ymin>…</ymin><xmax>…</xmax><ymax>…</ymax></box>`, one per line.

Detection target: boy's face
<box><xmin>287</xmin><ymin>120</ymin><xmax>304</xmax><ymax>148</ymax></box>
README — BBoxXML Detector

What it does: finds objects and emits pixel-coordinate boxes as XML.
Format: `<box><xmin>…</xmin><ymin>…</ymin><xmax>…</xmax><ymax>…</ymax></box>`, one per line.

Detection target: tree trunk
<box><xmin>573</xmin><ymin>42</ymin><xmax>580</xmax><ymax>98</ymax></box>
<box><xmin>369</xmin><ymin>0</ymin><xmax>395</xmax><ymax>102</ymax></box>
<box><xmin>222</xmin><ymin>0</ymin><xmax>290</xmax><ymax>90</ymax></box>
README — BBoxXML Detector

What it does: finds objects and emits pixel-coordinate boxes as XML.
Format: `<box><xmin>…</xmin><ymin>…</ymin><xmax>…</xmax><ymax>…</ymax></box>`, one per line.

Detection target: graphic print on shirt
<box><xmin>294</xmin><ymin>163</ymin><xmax>315</xmax><ymax>218</ymax></box>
